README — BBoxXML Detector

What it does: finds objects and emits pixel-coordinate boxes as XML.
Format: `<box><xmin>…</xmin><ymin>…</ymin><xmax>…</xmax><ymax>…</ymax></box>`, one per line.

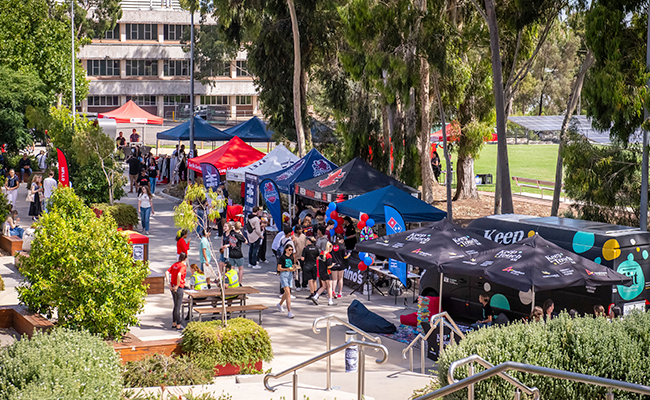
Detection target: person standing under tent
<box><xmin>147</xmin><ymin>154</ymin><xmax>158</xmax><ymax>195</ymax></box>
<box><xmin>342</xmin><ymin>217</ymin><xmax>357</xmax><ymax>251</ymax></box>
<box><xmin>170</xmin><ymin>145</ymin><xmax>179</xmax><ymax>184</ymax></box>
<box><xmin>259</xmin><ymin>214</ymin><xmax>269</xmax><ymax>264</ymax></box>
<box><xmin>247</xmin><ymin>206</ymin><xmax>263</xmax><ymax>270</ymax></box>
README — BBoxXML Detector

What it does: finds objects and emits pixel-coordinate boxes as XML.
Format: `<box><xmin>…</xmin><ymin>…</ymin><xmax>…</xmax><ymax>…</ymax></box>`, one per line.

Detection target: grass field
<box><xmin>440</xmin><ymin>143</ymin><xmax>560</xmax><ymax>195</ymax></box>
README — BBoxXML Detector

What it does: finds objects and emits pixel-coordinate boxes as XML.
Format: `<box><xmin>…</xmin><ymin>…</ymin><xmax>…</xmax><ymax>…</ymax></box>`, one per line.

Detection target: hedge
<box><xmin>92</xmin><ymin>202</ymin><xmax>139</xmax><ymax>228</ymax></box>
<box><xmin>0</xmin><ymin>329</ymin><xmax>122</xmax><ymax>400</ymax></box>
<box><xmin>122</xmin><ymin>353</ymin><xmax>213</xmax><ymax>388</ymax></box>
<box><xmin>438</xmin><ymin>312</ymin><xmax>650</xmax><ymax>400</ymax></box>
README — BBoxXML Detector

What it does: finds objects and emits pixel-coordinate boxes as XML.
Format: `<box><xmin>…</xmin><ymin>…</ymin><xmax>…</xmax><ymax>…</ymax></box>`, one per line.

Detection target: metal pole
<box><xmin>358</xmin><ymin>345</ymin><xmax>365</xmax><ymax>400</ymax></box>
<box><xmin>189</xmin><ymin>10</ymin><xmax>195</xmax><ymax>182</ymax></box>
<box><xmin>71</xmin><ymin>0</ymin><xmax>75</xmax><ymax>117</ymax></box>
<box><xmin>409</xmin><ymin>347</ymin><xmax>414</xmax><ymax>372</ymax></box>
<box><xmin>514</xmin><ymin>389</ymin><xmax>521</xmax><ymax>400</ymax></box>
<box><xmin>326</xmin><ymin>319</ymin><xmax>331</xmax><ymax>390</ymax></box>
<box><xmin>606</xmin><ymin>387</ymin><xmax>614</xmax><ymax>400</ymax></box>
<box><xmin>439</xmin><ymin>315</ymin><xmax>444</xmax><ymax>358</ymax></box>
<box><xmin>468</xmin><ymin>363</ymin><xmax>475</xmax><ymax>400</ymax></box>
<box><xmin>293</xmin><ymin>371</ymin><xmax>298</xmax><ymax>400</ymax></box>
<box><xmin>421</xmin><ymin>337</ymin><xmax>426</xmax><ymax>374</ymax></box>
<box><xmin>641</xmin><ymin>5</ymin><xmax>650</xmax><ymax>231</ymax></box>
<box><xmin>531</xmin><ymin>288</ymin><xmax>536</xmax><ymax>313</ymax></box>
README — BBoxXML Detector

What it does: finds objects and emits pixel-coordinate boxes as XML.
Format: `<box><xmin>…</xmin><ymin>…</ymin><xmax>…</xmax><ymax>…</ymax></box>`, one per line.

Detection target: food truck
<box><xmin>421</xmin><ymin>215</ymin><xmax>650</xmax><ymax>321</ymax></box>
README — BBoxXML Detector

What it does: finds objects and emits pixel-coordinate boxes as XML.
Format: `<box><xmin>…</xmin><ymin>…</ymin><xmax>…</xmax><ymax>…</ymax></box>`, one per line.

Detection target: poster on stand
<box><xmin>244</xmin><ymin>173</ymin><xmax>259</xmax><ymax>216</ymax></box>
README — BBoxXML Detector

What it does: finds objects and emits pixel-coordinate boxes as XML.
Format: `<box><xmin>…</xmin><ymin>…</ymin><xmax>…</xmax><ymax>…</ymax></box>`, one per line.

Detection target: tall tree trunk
<box><xmin>454</xmin><ymin>153</ymin><xmax>478</xmax><ymax>200</ymax></box>
<box><xmin>551</xmin><ymin>51</ymin><xmax>595</xmax><ymax>216</ymax></box>
<box><xmin>485</xmin><ymin>0</ymin><xmax>514</xmax><ymax>214</ymax></box>
<box><xmin>419</xmin><ymin>57</ymin><xmax>435</xmax><ymax>203</ymax></box>
<box><xmin>433</xmin><ymin>73</ymin><xmax>452</xmax><ymax>219</ymax></box>
<box><xmin>287</xmin><ymin>0</ymin><xmax>306</xmax><ymax>157</ymax></box>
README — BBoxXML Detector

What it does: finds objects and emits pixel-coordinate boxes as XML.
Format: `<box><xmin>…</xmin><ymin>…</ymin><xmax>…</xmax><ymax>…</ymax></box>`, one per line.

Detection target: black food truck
<box><xmin>420</xmin><ymin>215</ymin><xmax>650</xmax><ymax>322</ymax></box>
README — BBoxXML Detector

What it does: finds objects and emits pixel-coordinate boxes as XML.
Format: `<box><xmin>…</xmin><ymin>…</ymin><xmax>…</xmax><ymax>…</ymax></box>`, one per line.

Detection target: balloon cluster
<box><xmin>325</xmin><ymin>202</ymin><xmax>345</xmax><ymax>236</ymax></box>
<box><xmin>356</xmin><ymin>213</ymin><xmax>375</xmax><ymax>230</ymax></box>
<box><xmin>357</xmin><ymin>252</ymin><xmax>374</xmax><ymax>271</ymax></box>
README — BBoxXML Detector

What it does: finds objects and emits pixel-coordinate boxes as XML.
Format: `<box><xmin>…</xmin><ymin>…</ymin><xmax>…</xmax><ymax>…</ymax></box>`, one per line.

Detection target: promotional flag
<box><xmin>385</xmin><ymin>205</ymin><xmax>407</xmax><ymax>286</ymax></box>
<box><xmin>56</xmin><ymin>148</ymin><xmax>70</xmax><ymax>187</ymax></box>
<box><xmin>260</xmin><ymin>179</ymin><xmax>282</xmax><ymax>231</ymax></box>
<box><xmin>244</xmin><ymin>173</ymin><xmax>259</xmax><ymax>216</ymax></box>
<box><xmin>200</xmin><ymin>162</ymin><xmax>220</xmax><ymax>193</ymax></box>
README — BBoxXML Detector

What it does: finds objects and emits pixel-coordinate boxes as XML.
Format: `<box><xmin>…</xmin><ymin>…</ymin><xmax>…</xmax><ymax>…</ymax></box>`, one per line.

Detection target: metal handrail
<box><xmin>263</xmin><ymin>340</ymin><xmax>389</xmax><ymax>400</ymax></box>
<box><xmin>448</xmin><ymin>354</ymin><xmax>539</xmax><ymax>400</ymax></box>
<box><xmin>312</xmin><ymin>314</ymin><xmax>382</xmax><ymax>391</ymax></box>
<box><xmin>415</xmin><ymin>354</ymin><xmax>650</xmax><ymax>400</ymax></box>
<box><xmin>402</xmin><ymin>311</ymin><xmax>466</xmax><ymax>373</ymax></box>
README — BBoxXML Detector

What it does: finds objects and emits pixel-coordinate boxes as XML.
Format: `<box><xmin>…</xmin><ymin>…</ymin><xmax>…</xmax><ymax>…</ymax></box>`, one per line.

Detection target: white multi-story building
<box><xmin>77</xmin><ymin>0</ymin><xmax>260</xmax><ymax>121</ymax></box>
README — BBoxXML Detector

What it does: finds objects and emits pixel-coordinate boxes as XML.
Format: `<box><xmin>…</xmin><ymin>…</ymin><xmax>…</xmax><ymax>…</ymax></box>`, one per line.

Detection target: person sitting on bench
<box><xmin>186</xmin><ymin>263</ymin><xmax>207</xmax><ymax>291</ymax></box>
<box><xmin>223</xmin><ymin>261</ymin><xmax>240</xmax><ymax>305</ymax></box>
<box><xmin>4</xmin><ymin>210</ymin><xmax>23</xmax><ymax>238</ymax></box>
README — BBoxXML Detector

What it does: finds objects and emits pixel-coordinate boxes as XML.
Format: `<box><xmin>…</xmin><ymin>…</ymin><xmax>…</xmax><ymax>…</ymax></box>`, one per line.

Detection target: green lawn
<box><xmin>440</xmin><ymin>144</ymin><xmax>560</xmax><ymax>195</ymax></box>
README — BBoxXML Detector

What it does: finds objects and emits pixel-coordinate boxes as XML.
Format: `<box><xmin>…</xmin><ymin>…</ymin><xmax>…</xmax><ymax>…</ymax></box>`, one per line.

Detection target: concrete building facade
<box><xmin>77</xmin><ymin>0</ymin><xmax>259</xmax><ymax>121</ymax></box>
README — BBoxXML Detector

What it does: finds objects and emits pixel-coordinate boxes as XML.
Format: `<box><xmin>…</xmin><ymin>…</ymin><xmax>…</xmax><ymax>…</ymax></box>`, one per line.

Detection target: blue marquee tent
<box><xmin>336</xmin><ymin>185</ymin><xmax>447</xmax><ymax>223</ymax></box>
<box><xmin>156</xmin><ymin>116</ymin><xmax>231</xmax><ymax>141</ymax></box>
<box><xmin>224</xmin><ymin>116</ymin><xmax>274</xmax><ymax>142</ymax></box>
<box><xmin>257</xmin><ymin>148</ymin><xmax>337</xmax><ymax>194</ymax></box>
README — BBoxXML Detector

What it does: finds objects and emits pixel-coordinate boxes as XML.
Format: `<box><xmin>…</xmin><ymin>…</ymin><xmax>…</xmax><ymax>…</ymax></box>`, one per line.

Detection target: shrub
<box><xmin>93</xmin><ymin>202</ymin><xmax>139</xmax><ymax>227</ymax></box>
<box><xmin>182</xmin><ymin>318</ymin><xmax>273</xmax><ymax>373</ymax></box>
<box><xmin>0</xmin><ymin>188</ymin><xmax>11</xmax><ymax>222</ymax></box>
<box><xmin>17</xmin><ymin>187</ymin><xmax>150</xmax><ymax>338</ymax></box>
<box><xmin>0</xmin><ymin>328</ymin><xmax>122</xmax><ymax>400</ymax></box>
<box><xmin>438</xmin><ymin>312</ymin><xmax>650</xmax><ymax>400</ymax></box>
<box><xmin>122</xmin><ymin>353</ymin><xmax>213</xmax><ymax>388</ymax></box>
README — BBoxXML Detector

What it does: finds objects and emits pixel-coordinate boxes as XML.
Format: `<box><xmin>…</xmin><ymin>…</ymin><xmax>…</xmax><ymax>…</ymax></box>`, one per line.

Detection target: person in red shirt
<box><xmin>177</xmin><ymin>229</ymin><xmax>190</xmax><ymax>261</ymax></box>
<box><xmin>166</xmin><ymin>252</ymin><xmax>187</xmax><ymax>331</ymax></box>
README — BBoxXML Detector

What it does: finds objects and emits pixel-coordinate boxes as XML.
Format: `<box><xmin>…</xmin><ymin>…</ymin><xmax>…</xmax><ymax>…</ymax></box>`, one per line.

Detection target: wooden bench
<box><xmin>195</xmin><ymin>304</ymin><xmax>268</xmax><ymax>324</ymax></box>
<box><xmin>512</xmin><ymin>176</ymin><xmax>565</xmax><ymax>200</ymax></box>
<box><xmin>0</xmin><ymin>235</ymin><xmax>22</xmax><ymax>255</ymax></box>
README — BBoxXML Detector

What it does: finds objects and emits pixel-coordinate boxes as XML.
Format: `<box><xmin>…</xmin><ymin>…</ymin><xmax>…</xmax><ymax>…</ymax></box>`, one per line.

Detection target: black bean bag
<box><xmin>347</xmin><ymin>300</ymin><xmax>397</xmax><ymax>334</ymax></box>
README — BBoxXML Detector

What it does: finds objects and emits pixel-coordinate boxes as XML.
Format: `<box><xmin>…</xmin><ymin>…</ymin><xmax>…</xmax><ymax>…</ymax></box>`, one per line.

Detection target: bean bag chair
<box><xmin>347</xmin><ymin>300</ymin><xmax>397</xmax><ymax>334</ymax></box>
<box><xmin>400</xmin><ymin>296</ymin><xmax>440</xmax><ymax>327</ymax></box>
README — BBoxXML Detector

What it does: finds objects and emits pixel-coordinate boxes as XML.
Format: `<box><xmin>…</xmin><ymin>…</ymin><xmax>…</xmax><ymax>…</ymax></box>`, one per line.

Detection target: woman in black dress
<box><xmin>28</xmin><ymin>174</ymin><xmax>43</xmax><ymax>220</ymax></box>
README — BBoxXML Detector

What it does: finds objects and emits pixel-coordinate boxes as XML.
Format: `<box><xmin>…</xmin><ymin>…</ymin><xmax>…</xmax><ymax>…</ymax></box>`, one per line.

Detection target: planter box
<box><xmin>214</xmin><ymin>360</ymin><xmax>263</xmax><ymax>376</ymax></box>
<box><xmin>113</xmin><ymin>338</ymin><xmax>183</xmax><ymax>364</ymax></box>
<box><xmin>0</xmin><ymin>305</ymin><xmax>54</xmax><ymax>338</ymax></box>
<box><xmin>143</xmin><ymin>270</ymin><xmax>164</xmax><ymax>295</ymax></box>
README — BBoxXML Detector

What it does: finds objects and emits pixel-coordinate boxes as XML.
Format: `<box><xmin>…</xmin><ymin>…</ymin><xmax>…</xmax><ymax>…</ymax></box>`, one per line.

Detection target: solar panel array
<box><xmin>507</xmin><ymin>115</ymin><xmax>643</xmax><ymax>145</ymax></box>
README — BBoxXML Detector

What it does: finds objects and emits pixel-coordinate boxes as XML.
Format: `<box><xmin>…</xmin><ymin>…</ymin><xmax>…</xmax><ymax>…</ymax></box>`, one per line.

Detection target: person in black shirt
<box><xmin>470</xmin><ymin>293</ymin><xmax>493</xmax><ymax>330</ymax></box>
<box><xmin>147</xmin><ymin>154</ymin><xmax>158</xmax><ymax>195</ymax></box>
<box><xmin>343</xmin><ymin>216</ymin><xmax>357</xmax><ymax>251</ymax></box>
<box><xmin>137</xmin><ymin>168</ymin><xmax>149</xmax><ymax>195</ymax></box>
<box><xmin>301</xmin><ymin>236</ymin><xmax>320</xmax><ymax>299</ymax></box>
<box><xmin>18</xmin><ymin>154</ymin><xmax>31</xmax><ymax>183</ymax></box>
<box><xmin>126</xmin><ymin>155</ymin><xmax>141</xmax><ymax>193</ymax></box>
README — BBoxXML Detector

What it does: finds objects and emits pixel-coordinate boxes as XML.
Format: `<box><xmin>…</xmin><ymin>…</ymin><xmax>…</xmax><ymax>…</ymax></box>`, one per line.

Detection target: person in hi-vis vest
<box><xmin>223</xmin><ymin>261</ymin><xmax>240</xmax><ymax>305</ymax></box>
<box><xmin>187</xmin><ymin>264</ymin><xmax>207</xmax><ymax>291</ymax></box>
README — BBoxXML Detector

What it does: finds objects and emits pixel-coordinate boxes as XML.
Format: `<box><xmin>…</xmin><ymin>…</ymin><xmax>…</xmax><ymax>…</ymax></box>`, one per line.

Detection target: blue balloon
<box><xmin>326</xmin><ymin>210</ymin><xmax>332</xmax><ymax>219</ymax></box>
<box><xmin>366</xmin><ymin>219</ymin><xmax>375</xmax><ymax>228</ymax></box>
<box><xmin>328</xmin><ymin>202</ymin><xmax>337</xmax><ymax>211</ymax></box>
<box><xmin>363</xmin><ymin>256</ymin><xmax>373</xmax><ymax>266</ymax></box>
<box><xmin>359</xmin><ymin>252</ymin><xmax>367</xmax><ymax>260</ymax></box>
<box><xmin>332</xmin><ymin>220</ymin><xmax>338</xmax><ymax>228</ymax></box>
<box><xmin>329</xmin><ymin>229</ymin><xmax>335</xmax><ymax>236</ymax></box>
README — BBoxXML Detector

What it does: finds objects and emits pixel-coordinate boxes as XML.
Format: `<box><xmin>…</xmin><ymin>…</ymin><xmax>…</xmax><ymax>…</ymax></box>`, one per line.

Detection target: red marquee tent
<box><xmin>187</xmin><ymin>136</ymin><xmax>265</xmax><ymax>174</ymax></box>
<box><xmin>98</xmin><ymin>100</ymin><xmax>163</xmax><ymax>125</ymax></box>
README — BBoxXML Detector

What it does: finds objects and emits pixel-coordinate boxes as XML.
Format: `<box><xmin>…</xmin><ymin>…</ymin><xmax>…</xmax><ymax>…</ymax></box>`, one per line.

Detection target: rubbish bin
<box><xmin>345</xmin><ymin>330</ymin><xmax>358</xmax><ymax>373</ymax></box>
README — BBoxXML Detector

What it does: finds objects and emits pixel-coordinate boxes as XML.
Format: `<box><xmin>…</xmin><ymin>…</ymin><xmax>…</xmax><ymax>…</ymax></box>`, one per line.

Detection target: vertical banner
<box><xmin>260</xmin><ymin>179</ymin><xmax>282</xmax><ymax>231</ymax></box>
<box><xmin>200</xmin><ymin>162</ymin><xmax>220</xmax><ymax>193</ymax></box>
<box><xmin>244</xmin><ymin>173</ymin><xmax>259</xmax><ymax>216</ymax></box>
<box><xmin>385</xmin><ymin>205</ymin><xmax>407</xmax><ymax>286</ymax></box>
<box><xmin>56</xmin><ymin>148</ymin><xmax>70</xmax><ymax>187</ymax></box>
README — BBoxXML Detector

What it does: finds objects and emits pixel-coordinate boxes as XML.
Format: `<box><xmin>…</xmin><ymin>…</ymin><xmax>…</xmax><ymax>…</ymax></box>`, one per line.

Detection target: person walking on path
<box><xmin>42</xmin><ymin>170</ymin><xmax>57</xmax><ymax>213</ymax></box>
<box><xmin>177</xmin><ymin>229</ymin><xmax>190</xmax><ymax>262</ymax></box>
<box><xmin>312</xmin><ymin>242</ymin><xmax>334</xmax><ymax>306</ymax></box>
<box><xmin>138</xmin><ymin>185</ymin><xmax>154</xmax><ymax>235</ymax></box>
<box><xmin>247</xmin><ymin>206</ymin><xmax>263</xmax><ymax>269</ymax></box>
<box><xmin>166</xmin><ymin>252</ymin><xmax>187</xmax><ymax>331</ymax></box>
<box><xmin>126</xmin><ymin>154</ymin><xmax>141</xmax><ymax>193</ymax></box>
<box><xmin>228</xmin><ymin>221</ymin><xmax>247</xmax><ymax>283</ymax></box>
<box><xmin>147</xmin><ymin>154</ymin><xmax>158</xmax><ymax>195</ymax></box>
<box><xmin>301</xmin><ymin>236</ymin><xmax>319</xmax><ymax>299</ymax></box>
<box><xmin>4</xmin><ymin>169</ymin><xmax>19</xmax><ymax>208</ymax></box>
<box><xmin>27</xmin><ymin>174</ymin><xmax>43</xmax><ymax>220</ymax></box>
<box><xmin>277</xmin><ymin>244</ymin><xmax>298</xmax><ymax>319</ymax></box>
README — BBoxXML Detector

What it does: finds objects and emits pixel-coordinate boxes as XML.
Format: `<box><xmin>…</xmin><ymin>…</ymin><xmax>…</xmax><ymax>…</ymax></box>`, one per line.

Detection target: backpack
<box><xmin>246</xmin><ymin>216</ymin><xmax>255</xmax><ymax>234</ymax></box>
<box><xmin>276</xmin><ymin>237</ymin><xmax>291</xmax><ymax>258</ymax></box>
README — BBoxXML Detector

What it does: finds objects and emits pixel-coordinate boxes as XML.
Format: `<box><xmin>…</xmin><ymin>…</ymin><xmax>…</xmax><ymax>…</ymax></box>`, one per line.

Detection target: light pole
<box><xmin>641</xmin><ymin>6</ymin><xmax>650</xmax><ymax>231</ymax></box>
<box><xmin>189</xmin><ymin>10</ymin><xmax>195</xmax><ymax>181</ymax></box>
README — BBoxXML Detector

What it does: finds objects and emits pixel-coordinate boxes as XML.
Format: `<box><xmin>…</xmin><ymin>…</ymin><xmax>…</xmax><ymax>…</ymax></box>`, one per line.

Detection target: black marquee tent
<box><xmin>294</xmin><ymin>157</ymin><xmax>419</xmax><ymax>202</ymax></box>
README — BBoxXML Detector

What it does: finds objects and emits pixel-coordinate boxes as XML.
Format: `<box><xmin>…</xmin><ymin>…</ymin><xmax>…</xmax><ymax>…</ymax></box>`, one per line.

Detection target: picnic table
<box><xmin>185</xmin><ymin>286</ymin><xmax>266</xmax><ymax>323</ymax></box>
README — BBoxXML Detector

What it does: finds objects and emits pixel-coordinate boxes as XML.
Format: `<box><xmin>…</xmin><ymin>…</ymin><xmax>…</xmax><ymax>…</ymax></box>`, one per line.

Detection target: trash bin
<box><xmin>345</xmin><ymin>330</ymin><xmax>358</xmax><ymax>373</ymax></box>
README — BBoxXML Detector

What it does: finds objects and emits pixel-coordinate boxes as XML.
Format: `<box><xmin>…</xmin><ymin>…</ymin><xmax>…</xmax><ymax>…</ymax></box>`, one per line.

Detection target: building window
<box><xmin>236</xmin><ymin>96</ymin><xmax>252</xmax><ymax>105</ymax></box>
<box><xmin>128</xmin><ymin>96</ymin><xmax>157</xmax><ymax>106</ymax></box>
<box><xmin>125</xmin><ymin>23</ymin><xmax>158</xmax><ymax>40</ymax></box>
<box><xmin>163</xmin><ymin>60</ymin><xmax>189</xmax><ymax>76</ymax></box>
<box><xmin>95</xmin><ymin>24</ymin><xmax>119</xmax><ymax>40</ymax></box>
<box><xmin>164</xmin><ymin>95</ymin><xmax>190</xmax><ymax>105</ymax></box>
<box><xmin>87</xmin><ymin>96</ymin><xmax>120</xmax><ymax>106</ymax></box>
<box><xmin>125</xmin><ymin>60</ymin><xmax>158</xmax><ymax>76</ymax></box>
<box><xmin>201</xmin><ymin>96</ymin><xmax>229</xmax><ymax>105</ymax></box>
<box><xmin>87</xmin><ymin>60</ymin><xmax>120</xmax><ymax>76</ymax></box>
<box><xmin>163</xmin><ymin>24</ymin><xmax>187</xmax><ymax>41</ymax></box>
<box><xmin>236</xmin><ymin>61</ymin><xmax>249</xmax><ymax>77</ymax></box>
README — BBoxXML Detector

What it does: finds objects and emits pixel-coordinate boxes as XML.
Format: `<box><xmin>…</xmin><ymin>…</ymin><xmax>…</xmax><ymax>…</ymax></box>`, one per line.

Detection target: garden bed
<box><xmin>0</xmin><ymin>305</ymin><xmax>54</xmax><ymax>338</ymax></box>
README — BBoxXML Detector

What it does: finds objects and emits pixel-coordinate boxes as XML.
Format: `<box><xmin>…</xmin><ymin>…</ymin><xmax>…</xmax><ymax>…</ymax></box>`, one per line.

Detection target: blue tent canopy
<box><xmin>224</xmin><ymin>116</ymin><xmax>274</xmax><ymax>142</ymax></box>
<box><xmin>336</xmin><ymin>185</ymin><xmax>447</xmax><ymax>223</ymax></box>
<box><xmin>256</xmin><ymin>148</ymin><xmax>337</xmax><ymax>194</ymax></box>
<box><xmin>156</xmin><ymin>116</ymin><xmax>231</xmax><ymax>141</ymax></box>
